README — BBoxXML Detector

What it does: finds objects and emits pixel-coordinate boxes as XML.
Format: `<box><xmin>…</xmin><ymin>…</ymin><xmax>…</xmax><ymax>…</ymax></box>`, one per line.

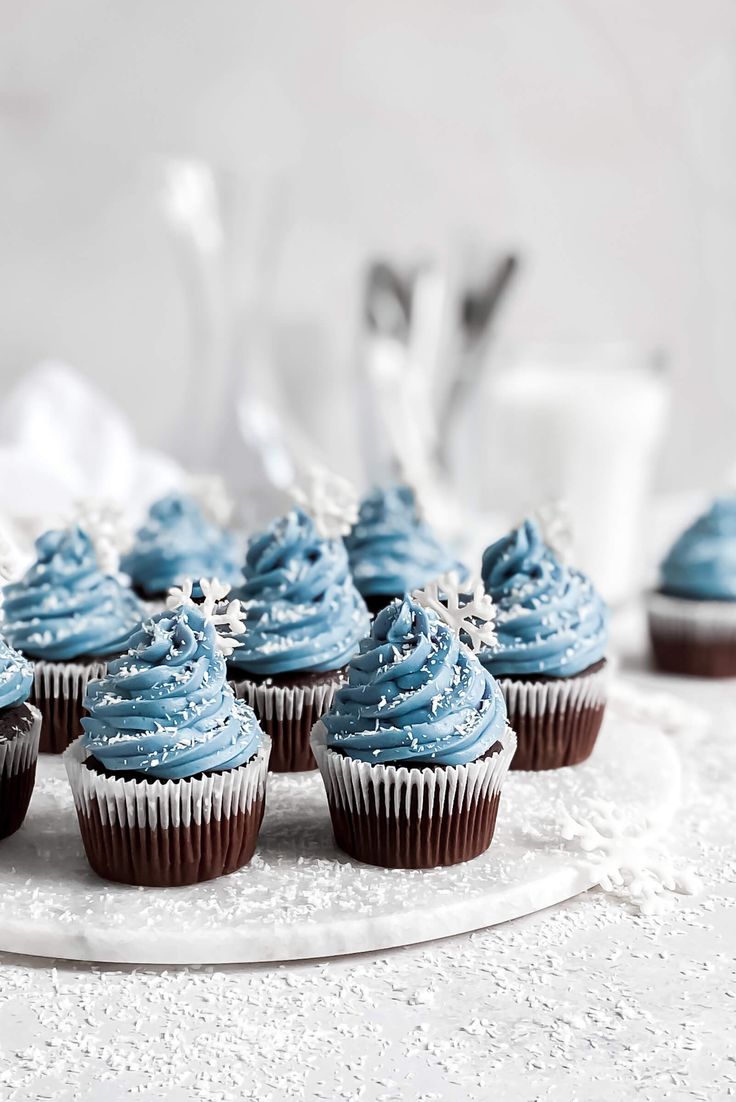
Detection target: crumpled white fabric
<box><xmin>0</xmin><ymin>361</ymin><xmax>183</xmax><ymax>541</ymax></box>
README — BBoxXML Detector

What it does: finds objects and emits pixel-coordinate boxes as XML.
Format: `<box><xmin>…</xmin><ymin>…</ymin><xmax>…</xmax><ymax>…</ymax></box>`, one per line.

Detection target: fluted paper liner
<box><xmin>647</xmin><ymin>591</ymin><xmax>736</xmax><ymax>676</ymax></box>
<box><xmin>498</xmin><ymin>664</ymin><xmax>608</xmax><ymax>771</ymax></box>
<box><xmin>0</xmin><ymin>703</ymin><xmax>41</xmax><ymax>840</ymax></box>
<box><xmin>311</xmin><ymin>721</ymin><xmax>516</xmax><ymax>869</ymax></box>
<box><xmin>232</xmin><ymin>672</ymin><xmax>345</xmax><ymax>772</ymax></box>
<box><xmin>64</xmin><ymin>735</ymin><xmax>271</xmax><ymax>886</ymax></box>
<box><xmin>31</xmin><ymin>658</ymin><xmax>108</xmax><ymax>754</ymax></box>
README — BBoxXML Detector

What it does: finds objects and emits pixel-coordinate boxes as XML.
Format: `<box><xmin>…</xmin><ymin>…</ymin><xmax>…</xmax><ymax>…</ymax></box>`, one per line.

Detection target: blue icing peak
<box><xmin>323</xmin><ymin>595</ymin><xmax>507</xmax><ymax>766</ymax></box>
<box><xmin>3</xmin><ymin>527</ymin><xmax>145</xmax><ymax>661</ymax></box>
<box><xmin>82</xmin><ymin>604</ymin><xmax>262</xmax><ymax>780</ymax></box>
<box><xmin>345</xmin><ymin>484</ymin><xmax>462</xmax><ymax>597</ymax></box>
<box><xmin>0</xmin><ymin>637</ymin><xmax>33</xmax><ymax>710</ymax></box>
<box><xmin>480</xmin><ymin>518</ymin><xmax>608</xmax><ymax>678</ymax></box>
<box><xmin>660</xmin><ymin>496</ymin><xmax>736</xmax><ymax>600</ymax></box>
<box><xmin>229</xmin><ymin>508</ymin><xmax>369</xmax><ymax>676</ymax></box>
<box><xmin>122</xmin><ymin>493</ymin><xmax>242</xmax><ymax>597</ymax></box>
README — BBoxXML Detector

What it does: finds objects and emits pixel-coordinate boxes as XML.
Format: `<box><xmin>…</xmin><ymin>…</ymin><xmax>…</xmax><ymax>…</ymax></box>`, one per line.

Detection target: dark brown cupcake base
<box><xmin>229</xmin><ymin>667</ymin><xmax>346</xmax><ymax>773</ymax></box>
<box><xmin>0</xmin><ymin>763</ymin><xmax>36</xmax><ymax>840</ymax></box>
<box><xmin>74</xmin><ymin>795</ymin><xmax>266</xmax><ymax>887</ymax></box>
<box><xmin>507</xmin><ymin>702</ymin><xmax>604</xmax><ymax>771</ymax></box>
<box><xmin>327</xmin><ymin>786</ymin><xmax>502</xmax><ymax>869</ymax></box>
<box><xmin>650</xmin><ymin>629</ymin><xmax>736</xmax><ymax>678</ymax></box>
<box><xmin>0</xmin><ymin>703</ymin><xmax>40</xmax><ymax>839</ymax></box>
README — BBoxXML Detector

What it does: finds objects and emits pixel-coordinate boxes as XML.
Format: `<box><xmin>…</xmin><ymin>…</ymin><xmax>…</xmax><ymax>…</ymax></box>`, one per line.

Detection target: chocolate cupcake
<box><xmin>64</xmin><ymin>603</ymin><xmax>269</xmax><ymax>887</ymax></box>
<box><xmin>647</xmin><ymin>496</ymin><xmax>736</xmax><ymax>677</ymax></box>
<box><xmin>311</xmin><ymin>595</ymin><xmax>515</xmax><ymax>869</ymax></box>
<box><xmin>2</xmin><ymin>527</ymin><xmax>145</xmax><ymax>753</ymax></box>
<box><xmin>122</xmin><ymin>492</ymin><xmax>242</xmax><ymax>602</ymax></box>
<box><xmin>228</xmin><ymin>508</ymin><xmax>369</xmax><ymax>772</ymax></box>
<box><xmin>0</xmin><ymin>637</ymin><xmax>41</xmax><ymax>840</ymax></box>
<box><xmin>479</xmin><ymin>519</ymin><xmax>608</xmax><ymax>771</ymax></box>
<box><xmin>345</xmin><ymin>484</ymin><xmax>462</xmax><ymax>615</ymax></box>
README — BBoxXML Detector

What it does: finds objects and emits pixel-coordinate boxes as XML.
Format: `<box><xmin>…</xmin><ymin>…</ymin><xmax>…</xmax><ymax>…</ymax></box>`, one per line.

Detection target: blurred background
<box><xmin>0</xmin><ymin>0</ymin><xmax>734</xmax><ymax>599</ymax></box>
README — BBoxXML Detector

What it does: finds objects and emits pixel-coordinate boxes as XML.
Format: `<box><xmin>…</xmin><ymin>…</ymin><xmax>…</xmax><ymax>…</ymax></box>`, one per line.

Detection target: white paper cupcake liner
<box><xmin>231</xmin><ymin>671</ymin><xmax>346</xmax><ymax>771</ymax></box>
<box><xmin>311</xmin><ymin>722</ymin><xmax>516</xmax><ymax>818</ymax></box>
<box><xmin>646</xmin><ymin>590</ymin><xmax>736</xmax><ymax>643</ymax></box>
<box><xmin>63</xmin><ymin>735</ymin><xmax>271</xmax><ymax>831</ymax></box>
<box><xmin>33</xmin><ymin>658</ymin><xmax>108</xmax><ymax>702</ymax></box>
<box><xmin>31</xmin><ymin>658</ymin><xmax>109</xmax><ymax>753</ymax></box>
<box><xmin>0</xmin><ymin>704</ymin><xmax>42</xmax><ymax>779</ymax></box>
<box><xmin>497</xmin><ymin>663</ymin><xmax>609</xmax><ymax>720</ymax></box>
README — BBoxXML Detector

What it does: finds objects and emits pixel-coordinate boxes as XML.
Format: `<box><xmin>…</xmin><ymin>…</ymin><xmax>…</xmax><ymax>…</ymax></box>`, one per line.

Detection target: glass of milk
<box><xmin>452</xmin><ymin>342</ymin><xmax>670</xmax><ymax>605</ymax></box>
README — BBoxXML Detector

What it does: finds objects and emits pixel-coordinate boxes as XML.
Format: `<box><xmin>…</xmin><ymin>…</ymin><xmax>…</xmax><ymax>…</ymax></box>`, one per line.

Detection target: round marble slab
<box><xmin>0</xmin><ymin>687</ymin><xmax>681</xmax><ymax>964</ymax></box>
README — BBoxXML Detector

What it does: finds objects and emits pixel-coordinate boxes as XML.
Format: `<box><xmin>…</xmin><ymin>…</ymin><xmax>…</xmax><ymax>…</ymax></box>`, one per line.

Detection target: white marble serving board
<box><xmin>0</xmin><ymin>685</ymin><xmax>681</xmax><ymax>965</ymax></box>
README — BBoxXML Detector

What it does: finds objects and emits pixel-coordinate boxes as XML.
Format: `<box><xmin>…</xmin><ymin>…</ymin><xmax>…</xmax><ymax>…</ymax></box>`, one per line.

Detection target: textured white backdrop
<box><xmin>0</xmin><ymin>0</ymin><xmax>735</xmax><ymax>488</ymax></box>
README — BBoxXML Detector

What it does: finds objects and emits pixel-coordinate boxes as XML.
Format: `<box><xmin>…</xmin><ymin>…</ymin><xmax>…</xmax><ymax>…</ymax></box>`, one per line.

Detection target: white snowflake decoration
<box><xmin>557</xmin><ymin>800</ymin><xmax>700</xmax><ymax>916</ymax></box>
<box><xmin>290</xmin><ymin>466</ymin><xmax>358</xmax><ymax>540</ymax></box>
<box><xmin>186</xmin><ymin>473</ymin><xmax>234</xmax><ymax>527</ymax></box>
<box><xmin>72</xmin><ymin>498</ymin><xmax>133</xmax><ymax>575</ymax></box>
<box><xmin>166</xmin><ymin>577</ymin><xmax>245</xmax><ymax>658</ymax></box>
<box><xmin>533</xmin><ymin>499</ymin><xmax>574</xmax><ymax>564</ymax></box>
<box><xmin>412</xmin><ymin>572</ymin><xmax>498</xmax><ymax>652</ymax></box>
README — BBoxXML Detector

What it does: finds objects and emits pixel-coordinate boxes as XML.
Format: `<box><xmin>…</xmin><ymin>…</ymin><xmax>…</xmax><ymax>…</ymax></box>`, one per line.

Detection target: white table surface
<box><xmin>0</xmin><ymin>606</ymin><xmax>734</xmax><ymax>1102</ymax></box>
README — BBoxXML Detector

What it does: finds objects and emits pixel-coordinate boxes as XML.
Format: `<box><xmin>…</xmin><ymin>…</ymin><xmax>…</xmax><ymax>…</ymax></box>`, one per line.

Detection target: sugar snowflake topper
<box><xmin>290</xmin><ymin>466</ymin><xmax>359</xmax><ymax>540</ymax></box>
<box><xmin>186</xmin><ymin>473</ymin><xmax>234</xmax><ymax>527</ymax></box>
<box><xmin>533</xmin><ymin>500</ymin><xmax>574</xmax><ymax>563</ymax></box>
<box><xmin>72</xmin><ymin>498</ymin><xmax>133</xmax><ymax>575</ymax></box>
<box><xmin>412</xmin><ymin>571</ymin><xmax>498</xmax><ymax>652</ymax></box>
<box><xmin>166</xmin><ymin>577</ymin><xmax>245</xmax><ymax>658</ymax></box>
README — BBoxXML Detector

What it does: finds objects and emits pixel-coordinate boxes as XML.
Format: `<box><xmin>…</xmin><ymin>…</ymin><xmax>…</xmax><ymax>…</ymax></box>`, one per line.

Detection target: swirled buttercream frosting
<box><xmin>480</xmin><ymin>519</ymin><xmax>608</xmax><ymax>678</ymax></box>
<box><xmin>0</xmin><ymin>638</ymin><xmax>33</xmax><ymax>711</ymax></box>
<box><xmin>322</xmin><ymin>595</ymin><xmax>507</xmax><ymax>766</ymax></box>
<box><xmin>660</xmin><ymin>496</ymin><xmax>736</xmax><ymax>600</ymax></box>
<box><xmin>3</xmin><ymin>528</ymin><xmax>145</xmax><ymax>661</ymax></box>
<box><xmin>229</xmin><ymin>508</ymin><xmax>369</xmax><ymax>677</ymax></box>
<box><xmin>122</xmin><ymin>493</ymin><xmax>242</xmax><ymax>597</ymax></box>
<box><xmin>82</xmin><ymin>605</ymin><xmax>262</xmax><ymax>779</ymax></box>
<box><xmin>345</xmin><ymin>485</ymin><xmax>462</xmax><ymax>597</ymax></box>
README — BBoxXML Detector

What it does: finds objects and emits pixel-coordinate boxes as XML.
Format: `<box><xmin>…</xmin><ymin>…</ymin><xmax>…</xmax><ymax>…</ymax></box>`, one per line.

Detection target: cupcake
<box><xmin>345</xmin><ymin>484</ymin><xmax>462</xmax><ymax>614</ymax></box>
<box><xmin>0</xmin><ymin>636</ymin><xmax>41</xmax><ymax>840</ymax></box>
<box><xmin>64</xmin><ymin>602</ymin><xmax>270</xmax><ymax>886</ymax></box>
<box><xmin>311</xmin><ymin>594</ymin><xmax>515</xmax><ymax>869</ymax></box>
<box><xmin>227</xmin><ymin>508</ymin><xmax>369</xmax><ymax>773</ymax></box>
<box><xmin>647</xmin><ymin>496</ymin><xmax>736</xmax><ymax>677</ymax></box>
<box><xmin>122</xmin><ymin>492</ymin><xmax>242</xmax><ymax>601</ymax></box>
<box><xmin>2</xmin><ymin>527</ymin><xmax>145</xmax><ymax>753</ymax></box>
<box><xmin>479</xmin><ymin>518</ymin><xmax>608</xmax><ymax>771</ymax></box>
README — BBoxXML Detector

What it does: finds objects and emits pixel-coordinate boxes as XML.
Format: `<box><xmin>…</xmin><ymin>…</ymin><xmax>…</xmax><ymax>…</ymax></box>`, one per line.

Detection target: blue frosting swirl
<box><xmin>345</xmin><ymin>485</ymin><xmax>462</xmax><ymax>597</ymax></box>
<box><xmin>660</xmin><ymin>497</ymin><xmax>736</xmax><ymax>600</ymax></box>
<box><xmin>3</xmin><ymin>528</ymin><xmax>145</xmax><ymax>661</ymax></box>
<box><xmin>229</xmin><ymin>509</ymin><xmax>369</xmax><ymax>676</ymax></box>
<box><xmin>122</xmin><ymin>493</ymin><xmax>242</xmax><ymax>597</ymax></box>
<box><xmin>82</xmin><ymin>605</ymin><xmax>262</xmax><ymax>780</ymax></box>
<box><xmin>480</xmin><ymin>519</ymin><xmax>608</xmax><ymax>678</ymax></box>
<box><xmin>323</xmin><ymin>595</ymin><xmax>508</xmax><ymax>766</ymax></box>
<box><xmin>0</xmin><ymin>638</ymin><xmax>33</xmax><ymax>711</ymax></box>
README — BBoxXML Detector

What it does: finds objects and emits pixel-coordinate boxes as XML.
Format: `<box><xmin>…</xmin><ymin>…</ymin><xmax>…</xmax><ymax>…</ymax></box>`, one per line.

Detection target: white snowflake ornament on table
<box><xmin>72</xmin><ymin>498</ymin><xmax>133</xmax><ymax>575</ymax></box>
<box><xmin>166</xmin><ymin>577</ymin><xmax>246</xmax><ymax>658</ymax></box>
<box><xmin>533</xmin><ymin>499</ymin><xmax>574</xmax><ymax>563</ymax></box>
<box><xmin>412</xmin><ymin>571</ymin><xmax>498</xmax><ymax>652</ymax></box>
<box><xmin>290</xmin><ymin>466</ymin><xmax>359</xmax><ymax>540</ymax></box>
<box><xmin>556</xmin><ymin>799</ymin><xmax>700</xmax><ymax>916</ymax></box>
